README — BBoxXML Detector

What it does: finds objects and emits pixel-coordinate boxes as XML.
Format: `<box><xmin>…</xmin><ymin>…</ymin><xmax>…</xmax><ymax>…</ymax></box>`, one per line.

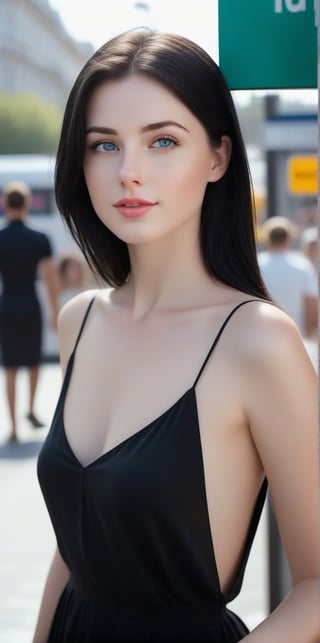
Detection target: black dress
<box><xmin>0</xmin><ymin>220</ymin><xmax>52</xmax><ymax>367</ymax></box>
<box><xmin>38</xmin><ymin>298</ymin><xmax>267</xmax><ymax>643</ymax></box>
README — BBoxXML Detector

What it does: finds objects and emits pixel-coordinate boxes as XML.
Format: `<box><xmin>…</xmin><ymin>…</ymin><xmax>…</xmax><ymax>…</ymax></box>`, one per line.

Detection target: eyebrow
<box><xmin>85</xmin><ymin>121</ymin><xmax>189</xmax><ymax>135</ymax></box>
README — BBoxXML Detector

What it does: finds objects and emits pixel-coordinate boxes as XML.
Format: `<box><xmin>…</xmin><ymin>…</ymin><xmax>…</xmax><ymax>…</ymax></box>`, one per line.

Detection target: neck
<box><xmin>269</xmin><ymin>244</ymin><xmax>290</xmax><ymax>253</ymax></box>
<box><xmin>7</xmin><ymin>209</ymin><xmax>25</xmax><ymax>222</ymax></box>
<box><xmin>120</xmin><ymin>229</ymin><xmax>215</xmax><ymax>320</ymax></box>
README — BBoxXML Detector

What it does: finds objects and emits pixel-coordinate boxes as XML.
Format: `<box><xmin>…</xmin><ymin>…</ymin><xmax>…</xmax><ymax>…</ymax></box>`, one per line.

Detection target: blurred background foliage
<box><xmin>0</xmin><ymin>93</ymin><xmax>62</xmax><ymax>154</ymax></box>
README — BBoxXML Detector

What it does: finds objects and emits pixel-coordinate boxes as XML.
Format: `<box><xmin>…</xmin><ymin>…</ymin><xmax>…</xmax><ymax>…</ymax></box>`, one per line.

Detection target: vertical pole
<box><xmin>315</xmin><ymin>0</ymin><xmax>320</xmax><ymax>239</ymax></box>
<box><xmin>265</xmin><ymin>95</ymin><xmax>280</xmax><ymax>219</ymax></box>
<box><xmin>316</xmin><ymin>1</ymin><xmax>320</xmax><ymax>384</ymax></box>
<box><xmin>265</xmin><ymin>93</ymin><xmax>292</xmax><ymax>612</ymax></box>
<box><xmin>267</xmin><ymin>498</ymin><xmax>292</xmax><ymax>612</ymax></box>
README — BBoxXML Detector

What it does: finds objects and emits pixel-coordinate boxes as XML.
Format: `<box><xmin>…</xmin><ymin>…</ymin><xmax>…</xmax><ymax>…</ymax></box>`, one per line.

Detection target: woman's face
<box><xmin>83</xmin><ymin>74</ymin><xmax>230</xmax><ymax>246</ymax></box>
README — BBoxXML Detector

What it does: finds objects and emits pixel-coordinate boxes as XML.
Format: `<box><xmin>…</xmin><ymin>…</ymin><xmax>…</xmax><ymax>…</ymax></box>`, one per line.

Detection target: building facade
<box><xmin>0</xmin><ymin>0</ymin><xmax>93</xmax><ymax>107</ymax></box>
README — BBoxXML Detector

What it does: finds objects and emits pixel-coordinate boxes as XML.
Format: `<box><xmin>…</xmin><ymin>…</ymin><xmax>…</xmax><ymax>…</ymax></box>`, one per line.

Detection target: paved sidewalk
<box><xmin>0</xmin><ymin>337</ymin><xmax>317</xmax><ymax>642</ymax></box>
<box><xmin>0</xmin><ymin>365</ymin><xmax>59</xmax><ymax>643</ymax></box>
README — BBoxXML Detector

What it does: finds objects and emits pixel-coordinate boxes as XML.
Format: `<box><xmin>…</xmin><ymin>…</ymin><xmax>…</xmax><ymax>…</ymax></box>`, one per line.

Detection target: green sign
<box><xmin>218</xmin><ymin>0</ymin><xmax>317</xmax><ymax>90</ymax></box>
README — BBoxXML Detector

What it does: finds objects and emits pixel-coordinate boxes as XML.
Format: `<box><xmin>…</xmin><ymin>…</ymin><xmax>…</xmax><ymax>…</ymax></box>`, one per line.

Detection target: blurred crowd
<box><xmin>257</xmin><ymin>217</ymin><xmax>318</xmax><ymax>340</ymax></box>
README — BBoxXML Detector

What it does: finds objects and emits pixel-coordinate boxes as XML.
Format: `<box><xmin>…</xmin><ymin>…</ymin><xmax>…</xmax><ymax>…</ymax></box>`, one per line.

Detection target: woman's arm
<box><xmin>40</xmin><ymin>257</ymin><xmax>59</xmax><ymax>332</ymax></box>
<box><xmin>241</xmin><ymin>306</ymin><xmax>319</xmax><ymax>642</ymax></box>
<box><xmin>32</xmin><ymin>547</ymin><xmax>70</xmax><ymax>643</ymax></box>
<box><xmin>242</xmin><ymin>579</ymin><xmax>319</xmax><ymax>643</ymax></box>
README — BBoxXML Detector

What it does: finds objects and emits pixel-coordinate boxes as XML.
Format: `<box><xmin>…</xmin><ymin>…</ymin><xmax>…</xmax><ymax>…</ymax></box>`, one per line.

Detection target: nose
<box><xmin>118</xmin><ymin>147</ymin><xmax>145</xmax><ymax>187</ymax></box>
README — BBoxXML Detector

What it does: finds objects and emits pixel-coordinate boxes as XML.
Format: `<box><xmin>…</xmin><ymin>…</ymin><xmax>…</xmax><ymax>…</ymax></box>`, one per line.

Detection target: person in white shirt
<box><xmin>301</xmin><ymin>226</ymin><xmax>318</xmax><ymax>270</ymax></box>
<box><xmin>258</xmin><ymin>216</ymin><xmax>318</xmax><ymax>338</ymax></box>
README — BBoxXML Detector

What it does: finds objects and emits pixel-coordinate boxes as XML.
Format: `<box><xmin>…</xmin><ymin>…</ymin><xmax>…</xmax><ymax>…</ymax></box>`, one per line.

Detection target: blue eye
<box><xmin>153</xmin><ymin>137</ymin><xmax>177</xmax><ymax>149</ymax></box>
<box><xmin>95</xmin><ymin>141</ymin><xmax>118</xmax><ymax>152</ymax></box>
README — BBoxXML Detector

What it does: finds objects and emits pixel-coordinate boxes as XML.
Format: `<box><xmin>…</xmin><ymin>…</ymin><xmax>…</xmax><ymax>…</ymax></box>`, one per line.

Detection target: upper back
<box><xmin>0</xmin><ymin>222</ymin><xmax>52</xmax><ymax>286</ymax></box>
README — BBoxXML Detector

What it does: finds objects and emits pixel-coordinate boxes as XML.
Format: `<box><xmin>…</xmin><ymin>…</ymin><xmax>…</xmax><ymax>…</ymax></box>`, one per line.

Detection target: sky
<box><xmin>48</xmin><ymin>0</ymin><xmax>317</xmax><ymax>107</ymax></box>
<box><xmin>48</xmin><ymin>0</ymin><xmax>219</xmax><ymax>57</ymax></box>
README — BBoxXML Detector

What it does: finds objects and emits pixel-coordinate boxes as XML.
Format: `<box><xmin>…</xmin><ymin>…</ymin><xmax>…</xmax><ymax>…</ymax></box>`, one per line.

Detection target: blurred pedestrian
<box><xmin>301</xmin><ymin>226</ymin><xmax>318</xmax><ymax>270</ymax></box>
<box><xmin>0</xmin><ymin>181</ymin><xmax>58</xmax><ymax>442</ymax></box>
<box><xmin>57</xmin><ymin>251</ymin><xmax>86</xmax><ymax>308</ymax></box>
<box><xmin>258</xmin><ymin>216</ymin><xmax>318</xmax><ymax>338</ymax></box>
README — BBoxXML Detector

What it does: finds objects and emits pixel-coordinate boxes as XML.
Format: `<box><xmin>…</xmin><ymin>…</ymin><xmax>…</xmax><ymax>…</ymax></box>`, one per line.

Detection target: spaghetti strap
<box><xmin>72</xmin><ymin>295</ymin><xmax>97</xmax><ymax>354</ymax></box>
<box><xmin>193</xmin><ymin>299</ymin><xmax>262</xmax><ymax>387</ymax></box>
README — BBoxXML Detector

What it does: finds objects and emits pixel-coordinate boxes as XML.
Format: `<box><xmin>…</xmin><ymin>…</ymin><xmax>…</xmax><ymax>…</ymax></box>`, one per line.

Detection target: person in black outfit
<box><xmin>33</xmin><ymin>30</ymin><xmax>318</xmax><ymax>643</ymax></box>
<box><xmin>0</xmin><ymin>181</ymin><xmax>58</xmax><ymax>441</ymax></box>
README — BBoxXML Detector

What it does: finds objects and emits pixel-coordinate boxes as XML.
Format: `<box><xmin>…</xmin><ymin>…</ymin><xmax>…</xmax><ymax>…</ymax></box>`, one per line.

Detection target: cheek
<box><xmin>165</xmin><ymin>156</ymin><xmax>211</xmax><ymax>205</ymax></box>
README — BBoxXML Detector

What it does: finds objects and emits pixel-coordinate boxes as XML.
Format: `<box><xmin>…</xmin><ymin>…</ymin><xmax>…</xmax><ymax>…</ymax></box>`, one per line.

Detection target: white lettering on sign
<box><xmin>275</xmin><ymin>0</ymin><xmax>306</xmax><ymax>12</ymax></box>
<box><xmin>314</xmin><ymin>0</ymin><xmax>320</xmax><ymax>26</ymax></box>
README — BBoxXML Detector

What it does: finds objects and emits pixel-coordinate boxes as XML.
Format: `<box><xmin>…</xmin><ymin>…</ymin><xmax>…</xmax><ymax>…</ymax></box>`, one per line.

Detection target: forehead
<box><xmin>85</xmin><ymin>74</ymin><xmax>193</xmax><ymax>127</ymax></box>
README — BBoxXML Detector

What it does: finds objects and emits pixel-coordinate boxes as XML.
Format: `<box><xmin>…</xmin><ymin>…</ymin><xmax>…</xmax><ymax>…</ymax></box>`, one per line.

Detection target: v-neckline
<box><xmin>62</xmin><ymin>387</ymin><xmax>194</xmax><ymax>470</ymax></box>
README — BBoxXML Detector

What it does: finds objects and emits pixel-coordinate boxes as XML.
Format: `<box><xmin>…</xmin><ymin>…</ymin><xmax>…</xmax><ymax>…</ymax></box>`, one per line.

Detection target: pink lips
<box><xmin>113</xmin><ymin>197</ymin><xmax>157</xmax><ymax>219</ymax></box>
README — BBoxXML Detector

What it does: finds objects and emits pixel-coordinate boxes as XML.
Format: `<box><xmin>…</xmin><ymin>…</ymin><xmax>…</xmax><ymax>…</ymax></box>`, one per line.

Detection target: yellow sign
<box><xmin>288</xmin><ymin>156</ymin><xmax>318</xmax><ymax>195</ymax></box>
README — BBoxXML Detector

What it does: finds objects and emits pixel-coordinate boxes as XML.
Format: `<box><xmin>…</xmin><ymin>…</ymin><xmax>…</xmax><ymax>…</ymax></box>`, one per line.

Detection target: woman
<box><xmin>56</xmin><ymin>251</ymin><xmax>86</xmax><ymax>308</ymax></box>
<box><xmin>34</xmin><ymin>29</ymin><xmax>318</xmax><ymax>642</ymax></box>
<box><xmin>0</xmin><ymin>181</ymin><xmax>57</xmax><ymax>440</ymax></box>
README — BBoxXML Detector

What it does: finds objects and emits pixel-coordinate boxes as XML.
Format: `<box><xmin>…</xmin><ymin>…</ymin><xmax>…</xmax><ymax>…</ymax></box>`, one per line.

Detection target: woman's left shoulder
<box><xmin>235</xmin><ymin>299</ymin><xmax>314</xmax><ymax>371</ymax></box>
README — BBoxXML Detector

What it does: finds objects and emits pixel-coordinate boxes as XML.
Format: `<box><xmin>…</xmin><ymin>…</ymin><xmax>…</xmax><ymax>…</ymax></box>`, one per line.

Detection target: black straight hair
<box><xmin>55</xmin><ymin>28</ymin><xmax>270</xmax><ymax>300</ymax></box>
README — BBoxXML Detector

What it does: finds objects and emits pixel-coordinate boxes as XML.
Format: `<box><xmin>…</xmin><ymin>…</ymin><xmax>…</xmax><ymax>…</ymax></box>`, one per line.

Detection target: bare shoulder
<box><xmin>233</xmin><ymin>299</ymin><xmax>317</xmax><ymax>450</ymax></box>
<box><xmin>234</xmin><ymin>299</ymin><xmax>315</xmax><ymax>372</ymax></box>
<box><xmin>57</xmin><ymin>288</ymin><xmax>102</xmax><ymax>373</ymax></box>
<box><xmin>58</xmin><ymin>287</ymin><xmax>100</xmax><ymax>330</ymax></box>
